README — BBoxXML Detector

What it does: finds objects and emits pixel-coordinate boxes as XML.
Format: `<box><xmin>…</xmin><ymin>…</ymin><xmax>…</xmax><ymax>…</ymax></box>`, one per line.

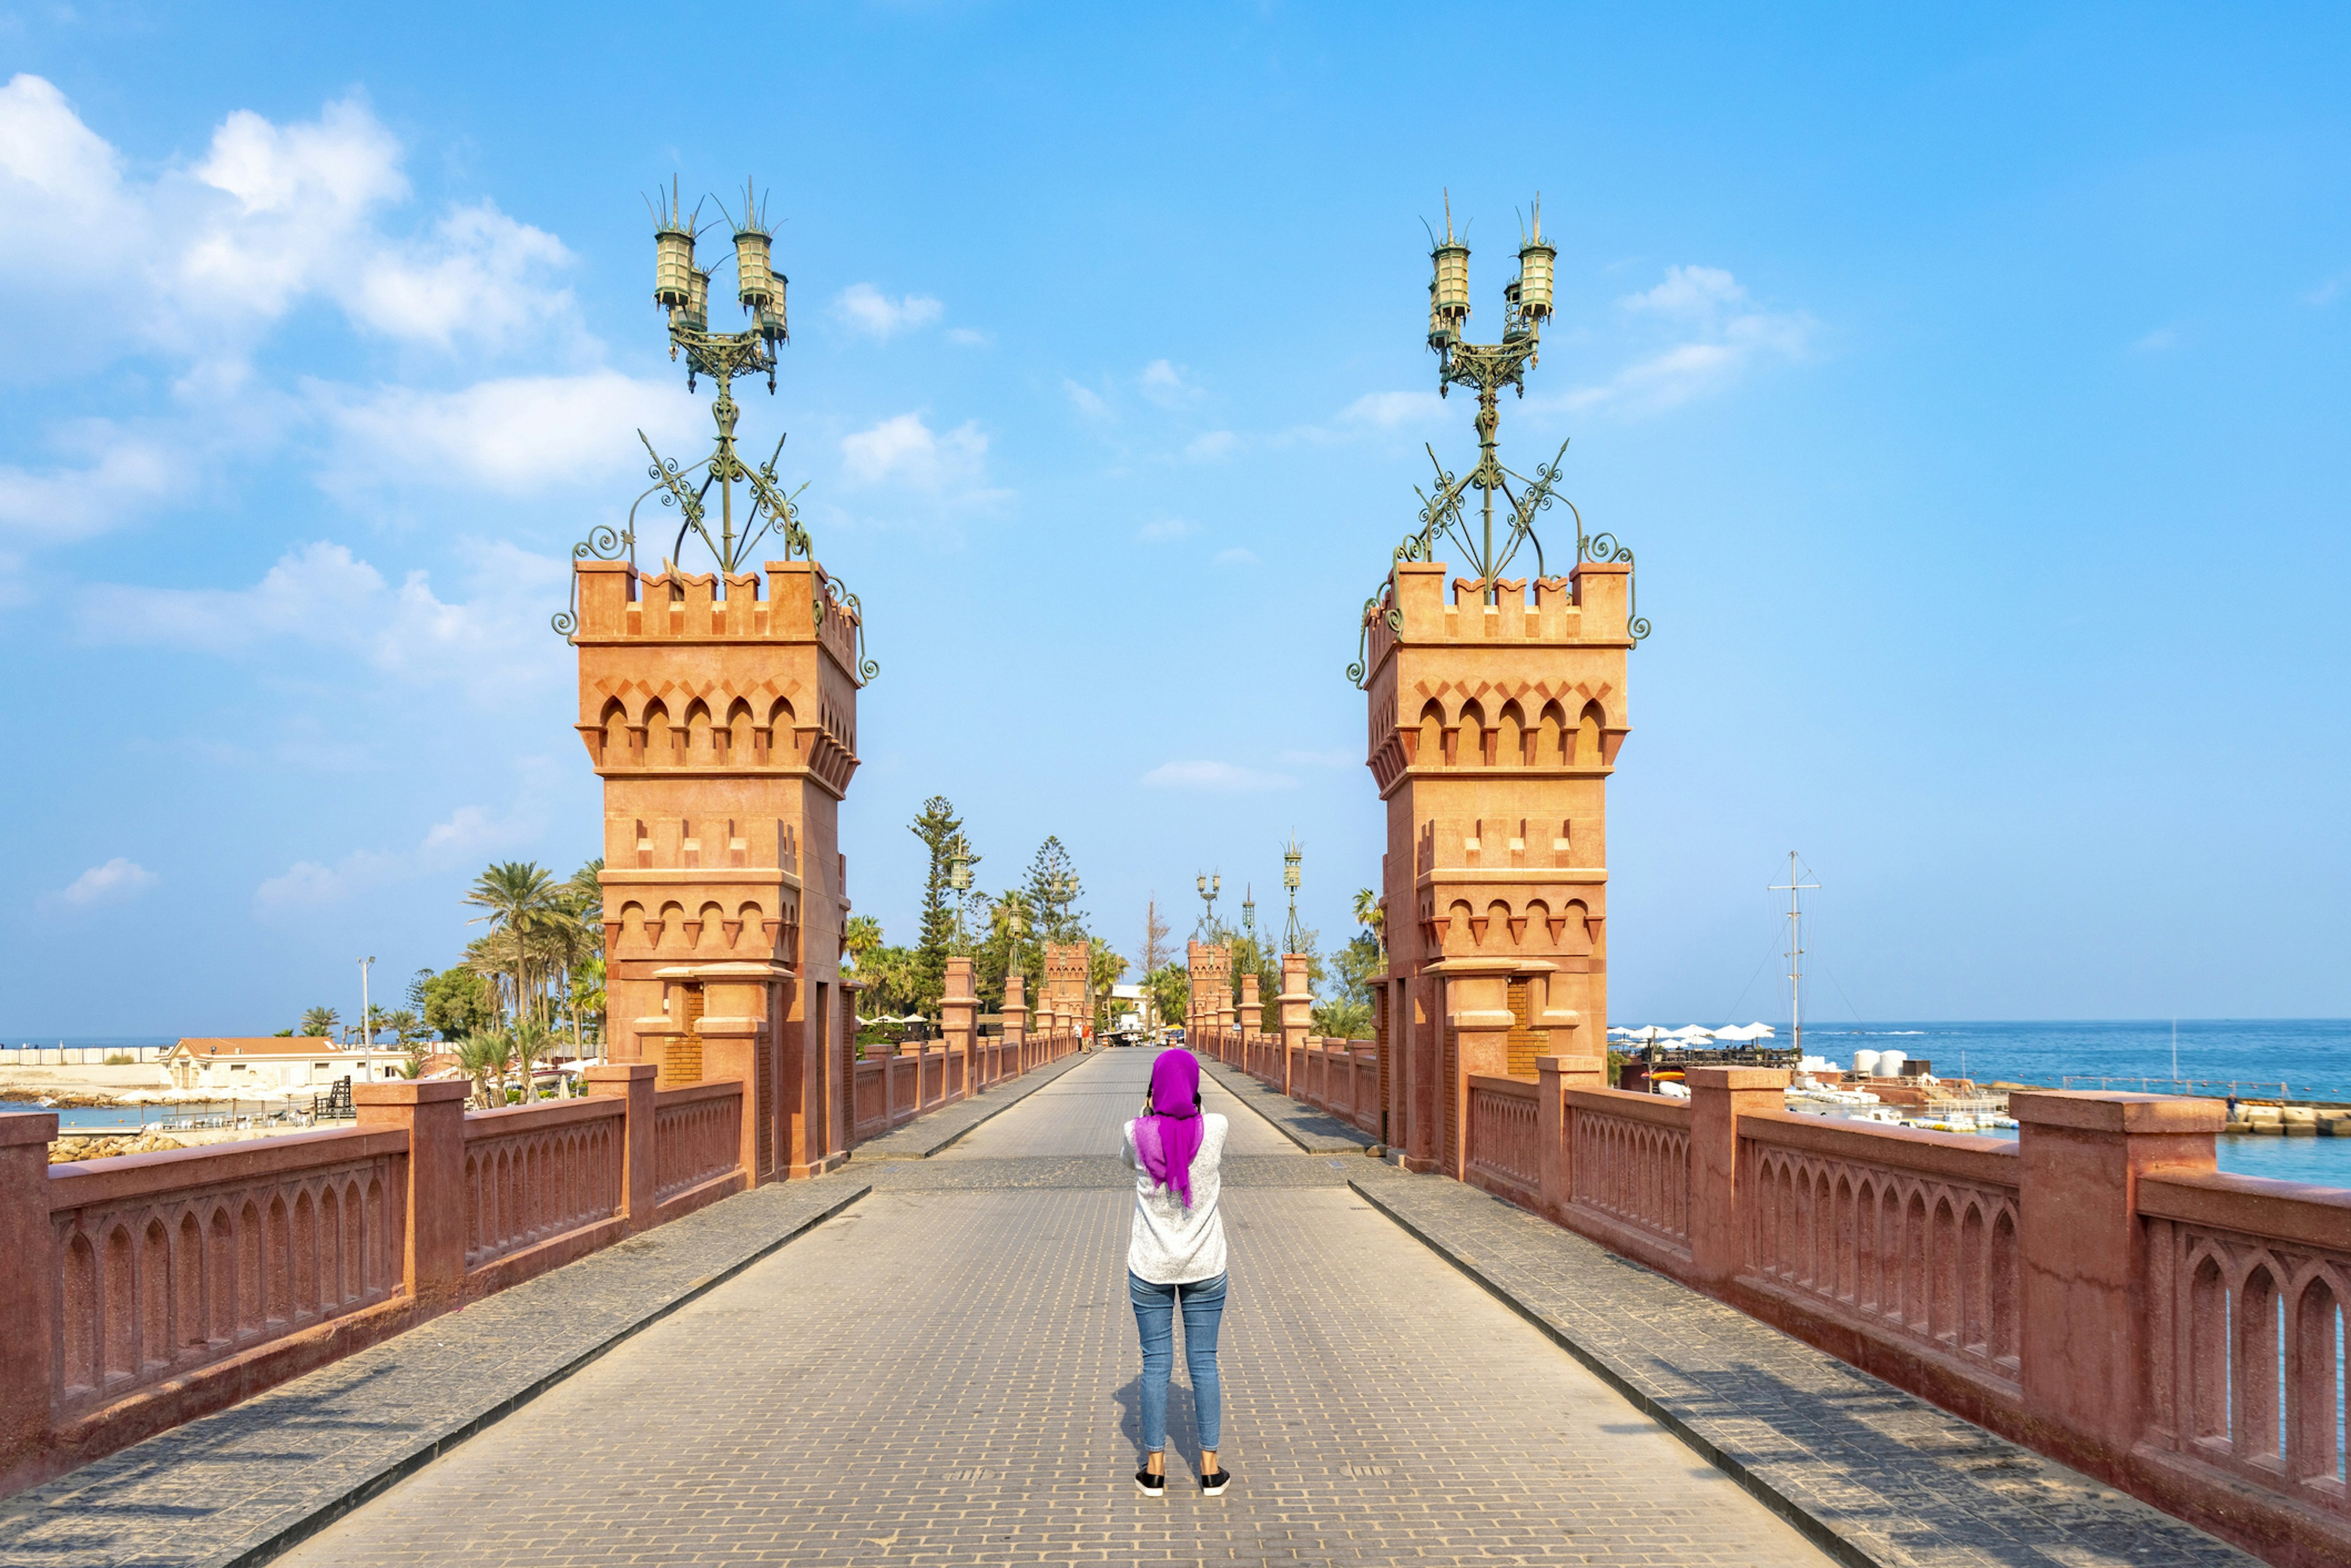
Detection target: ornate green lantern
<box><xmin>655</xmin><ymin>227</ymin><xmax>697</xmax><ymax>311</ymax></box>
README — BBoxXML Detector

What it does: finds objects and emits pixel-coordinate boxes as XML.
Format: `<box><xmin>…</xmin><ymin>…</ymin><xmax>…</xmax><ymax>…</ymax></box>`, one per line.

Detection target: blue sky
<box><xmin>1</xmin><ymin>3</ymin><xmax>2345</xmax><ymax>1035</ymax></box>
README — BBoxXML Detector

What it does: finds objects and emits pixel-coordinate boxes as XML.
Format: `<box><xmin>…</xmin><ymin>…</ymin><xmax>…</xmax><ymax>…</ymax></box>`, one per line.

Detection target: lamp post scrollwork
<box><xmin>1350</xmin><ymin>194</ymin><xmax>1649</xmax><ymax>688</ymax></box>
<box><xmin>556</xmin><ymin>179</ymin><xmax>877</xmax><ymax>686</ymax></box>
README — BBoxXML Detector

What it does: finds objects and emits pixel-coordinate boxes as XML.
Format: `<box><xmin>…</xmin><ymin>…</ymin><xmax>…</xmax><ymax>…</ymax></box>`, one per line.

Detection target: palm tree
<box><xmin>482</xmin><ymin>1029</ymin><xmax>516</xmax><ymax>1106</ymax></box>
<box><xmin>454</xmin><ymin>1031</ymin><xmax>501</xmax><ymax>1108</ymax></box>
<box><xmin>511</xmin><ymin>1019</ymin><xmax>551</xmax><ymax>1103</ymax></box>
<box><xmin>842</xmin><ymin>915</ymin><xmax>883</xmax><ymax>971</ymax></box>
<box><xmin>298</xmin><ymin>1005</ymin><xmax>340</xmax><ymax>1040</ymax></box>
<box><xmin>465</xmin><ymin>861</ymin><xmax>557</xmax><ymax>1027</ymax></box>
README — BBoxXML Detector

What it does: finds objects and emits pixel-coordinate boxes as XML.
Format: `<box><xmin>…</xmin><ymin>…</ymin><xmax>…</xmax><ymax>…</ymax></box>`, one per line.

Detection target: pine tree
<box><xmin>909</xmin><ymin>797</ymin><xmax>969</xmax><ymax>1015</ymax></box>
<box><xmin>1024</xmin><ymin>836</ymin><xmax>1086</xmax><ymax>942</ymax></box>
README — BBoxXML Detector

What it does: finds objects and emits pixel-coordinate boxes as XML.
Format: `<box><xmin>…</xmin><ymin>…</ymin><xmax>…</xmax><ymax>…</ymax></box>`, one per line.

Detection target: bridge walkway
<box><xmin>277</xmin><ymin>1046</ymin><xmax>1831</xmax><ymax>1567</ymax></box>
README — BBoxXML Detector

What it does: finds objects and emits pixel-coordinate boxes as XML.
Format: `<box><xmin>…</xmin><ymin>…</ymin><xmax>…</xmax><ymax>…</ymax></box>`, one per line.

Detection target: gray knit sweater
<box><xmin>1119</xmin><ymin>1113</ymin><xmax>1228</xmax><ymax>1284</ymax></box>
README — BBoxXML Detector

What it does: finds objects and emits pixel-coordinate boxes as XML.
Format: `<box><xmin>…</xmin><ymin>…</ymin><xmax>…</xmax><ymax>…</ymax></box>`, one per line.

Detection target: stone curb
<box><xmin>210</xmin><ymin>1179</ymin><xmax>871</xmax><ymax>1568</ymax></box>
<box><xmin>846</xmin><ymin>1048</ymin><xmax>1093</xmax><ymax>1159</ymax></box>
<box><xmin>0</xmin><ymin>1178</ymin><xmax>872</xmax><ymax>1568</ymax></box>
<box><xmin>1348</xmin><ymin>1175</ymin><xmax>1877</xmax><ymax>1568</ymax></box>
<box><xmin>208</xmin><ymin>1180</ymin><xmax>872</xmax><ymax>1568</ymax></box>
<box><xmin>1197</xmin><ymin>1058</ymin><xmax>1376</xmax><ymax>1153</ymax></box>
<box><xmin>1348</xmin><ymin>1171</ymin><xmax>2251</xmax><ymax>1568</ymax></box>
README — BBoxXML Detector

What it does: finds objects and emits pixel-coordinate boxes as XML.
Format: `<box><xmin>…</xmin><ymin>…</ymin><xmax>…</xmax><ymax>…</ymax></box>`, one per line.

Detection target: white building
<box><xmin>163</xmin><ymin>1038</ymin><xmax>413</xmax><ymax>1094</ymax></box>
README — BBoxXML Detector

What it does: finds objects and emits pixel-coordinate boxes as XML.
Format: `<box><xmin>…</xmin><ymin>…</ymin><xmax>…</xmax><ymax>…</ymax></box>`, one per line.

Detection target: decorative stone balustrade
<box><xmin>0</xmin><ymin>1011</ymin><xmax>1082</xmax><ymax>1502</ymax></box>
<box><xmin>1225</xmin><ymin>1041</ymin><xmax>2351</xmax><ymax>1568</ymax></box>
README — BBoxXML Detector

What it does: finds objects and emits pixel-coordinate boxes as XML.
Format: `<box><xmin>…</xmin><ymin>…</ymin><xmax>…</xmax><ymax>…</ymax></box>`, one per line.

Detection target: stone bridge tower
<box><xmin>571</xmin><ymin>557</ymin><xmax>864</xmax><ymax>1179</ymax></box>
<box><xmin>1043</xmin><ymin>941</ymin><xmax>1089</xmax><ymax>1035</ymax></box>
<box><xmin>1185</xmin><ymin>940</ymin><xmax>1231</xmax><ymax>1036</ymax></box>
<box><xmin>1362</xmin><ymin>560</ymin><xmax>1632</xmax><ymax>1177</ymax></box>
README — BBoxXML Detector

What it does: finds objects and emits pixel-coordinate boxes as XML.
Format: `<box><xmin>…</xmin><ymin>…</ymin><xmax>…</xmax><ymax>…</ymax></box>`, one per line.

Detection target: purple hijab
<box><xmin>1133</xmin><ymin>1048</ymin><xmax>1205</xmax><ymax>1207</ymax></box>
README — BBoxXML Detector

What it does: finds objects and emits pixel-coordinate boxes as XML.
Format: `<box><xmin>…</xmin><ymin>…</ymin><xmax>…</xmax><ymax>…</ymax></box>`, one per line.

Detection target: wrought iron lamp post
<box><xmin>556</xmin><ymin>179</ymin><xmax>874</xmax><ymax>683</ymax></box>
<box><xmin>1241</xmin><ymin>888</ymin><xmax>1257</xmax><ymax>948</ymax></box>
<box><xmin>1195</xmin><ymin>871</ymin><xmax>1221</xmax><ymax>939</ymax></box>
<box><xmin>1282</xmin><ymin>838</ymin><xmax>1305</xmax><ymax>956</ymax></box>
<box><xmin>948</xmin><ymin>836</ymin><xmax>971</xmax><ymax>950</ymax></box>
<box><xmin>1352</xmin><ymin>195</ymin><xmax>1647</xmax><ymax>685</ymax></box>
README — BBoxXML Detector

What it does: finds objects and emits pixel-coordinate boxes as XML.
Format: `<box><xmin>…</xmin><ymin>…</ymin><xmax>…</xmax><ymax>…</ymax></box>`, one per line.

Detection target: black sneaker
<box><xmin>1200</xmin><ymin>1468</ymin><xmax>1232</xmax><ymax>1496</ymax></box>
<box><xmin>1135</xmin><ymin>1467</ymin><xmax>1166</xmax><ymax>1497</ymax></box>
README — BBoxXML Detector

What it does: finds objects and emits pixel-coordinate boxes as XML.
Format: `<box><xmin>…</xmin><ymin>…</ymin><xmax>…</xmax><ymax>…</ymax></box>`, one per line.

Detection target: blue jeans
<box><xmin>1128</xmin><ymin>1270</ymin><xmax>1226</xmax><ymax>1453</ymax></box>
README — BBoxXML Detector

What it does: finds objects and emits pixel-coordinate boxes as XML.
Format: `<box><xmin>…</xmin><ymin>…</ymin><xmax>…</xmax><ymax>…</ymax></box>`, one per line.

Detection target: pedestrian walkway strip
<box><xmin>0</xmin><ymin>1175</ymin><xmax>872</xmax><ymax>1568</ymax></box>
<box><xmin>1348</xmin><ymin>1165</ymin><xmax>2254</xmax><ymax>1568</ymax></box>
<box><xmin>863</xmin><ymin>1153</ymin><xmax>1358</xmax><ymax>1192</ymax></box>
<box><xmin>847</xmin><ymin>1046</ymin><xmax>1093</xmax><ymax>1158</ymax></box>
<box><xmin>1197</xmin><ymin>1057</ymin><xmax>1378</xmax><ymax>1152</ymax></box>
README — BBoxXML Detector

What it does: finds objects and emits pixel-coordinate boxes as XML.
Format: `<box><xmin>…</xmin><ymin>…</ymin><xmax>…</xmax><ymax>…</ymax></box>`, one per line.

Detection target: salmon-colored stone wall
<box><xmin>572</xmin><ymin>555</ymin><xmax>864</xmax><ymax>1177</ymax></box>
<box><xmin>1363</xmin><ymin>560</ymin><xmax>1630</xmax><ymax>1174</ymax></box>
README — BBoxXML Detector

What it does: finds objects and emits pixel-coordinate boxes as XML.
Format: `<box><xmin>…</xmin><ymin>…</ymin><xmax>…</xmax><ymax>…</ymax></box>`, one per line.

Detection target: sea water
<box><xmin>1794</xmin><ymin>1019</ymin><xmax>2351</xmax><ymax>1184</ymax></box>
<box><xmin>1798</xmin><ymin>1019</ymin><xmax>2351</xmax><ymax>1100</ymax></box>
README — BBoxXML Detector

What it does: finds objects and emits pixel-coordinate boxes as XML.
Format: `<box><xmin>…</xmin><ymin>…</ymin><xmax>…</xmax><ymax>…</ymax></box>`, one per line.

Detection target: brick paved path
<box><xmin>280</xmin><ymin>1049</ymin><xmax>1831</xmax><ymax>1567</ymax></box>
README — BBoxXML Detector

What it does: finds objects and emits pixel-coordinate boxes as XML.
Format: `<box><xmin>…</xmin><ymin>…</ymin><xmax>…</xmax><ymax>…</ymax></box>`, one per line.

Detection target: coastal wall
<box><xmin>0</xmin><ymin>1000</ymin><xmax>1084</xmax><ymax>1501</ymax></box>
<box><xmin>1201</xmin><ymin>1027</ymin><xmax>2351</xmax><ymax>1568</ymax></box>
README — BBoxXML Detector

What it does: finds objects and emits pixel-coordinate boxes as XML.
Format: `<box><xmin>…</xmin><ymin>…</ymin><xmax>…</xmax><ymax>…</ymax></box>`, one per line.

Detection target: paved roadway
<box><xmin>280</xmin><ymin>1049</ymin><xmax>1830</xmax><ymax>1567</ymax></box>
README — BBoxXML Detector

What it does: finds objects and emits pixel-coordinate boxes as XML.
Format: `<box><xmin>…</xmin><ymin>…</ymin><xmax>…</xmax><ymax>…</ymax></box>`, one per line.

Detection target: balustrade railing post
<box><xmin>1534</xmin><ymin>1057</ymin><xmax>1567</xmax><ymax>1219</ymax></box>
<box><xmin>587</xmin><ymin>1063</ymin><xmax>659</xmax><ymax>1234</ymax></box>
<box><xmin>1685</xmin><ymin>1066</ymin><xmax>1790</xmax><ymax>1289</ymax></box>
<box><xmin>1278</xmin><ymin>954</ymin><xmax>1310</xmax><ymax>1098</ymax></box>
<box><xmin>354</xmin><ymin>1079</ymin><xmax>469</xmax><ymax>1307</ymax></box>
<box><xmin>943</xmin><ymin>956</ymin><xmax>976</xmax><ymax>1103</ymax></box>
<box><xmin>2011</xmin><ymin>1090</ymin><xmax>2222</xmax><ymax>1460</ymax></box>
<box><xmin>1002</xmin><ymin>972</ymin><xmax>1029</xmax><ymax>1079</ymax></box>
<box><xmin>0</xmin><ymin>1110</ymin><xmax>57</xmax><ymax>1477</ymax></box>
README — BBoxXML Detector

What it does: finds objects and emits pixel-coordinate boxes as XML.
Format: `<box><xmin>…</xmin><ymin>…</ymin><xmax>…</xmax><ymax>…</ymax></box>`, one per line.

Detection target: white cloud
<box><xmin>1185</xmin><ymin>430</ymin><xmax>1238</xmax><ymax>461</ymax></box>
<box><xmin>319</xmin><ymin>370</ymin><xmax>703</xmax><ymax>497</ymax></box>
<box><xmin>835</xmin><ymin>283</ymin><xmax>945</xmax><ymax>339</ymax></box>
<box><xmin>1139</xmin><ymin>358</ymin><xmax>1203</xmax><ymax>408</ymax></box>
<box><xmin>44</xmin><ymin>857</ymin><xmax>158</xmax><ymax>912</ymax></box>
<box><xmin>0</xmin><ymin>72</ymin><xmax>120</xmax><ymax>210</ymax></box>
<box><xmin>1212</xmin><ymin>547</ymin><xmax>1258</xmax><ymax>566</ymax></box>
<box><xmin>2304</xmin><ymin>272</ymin><xmax>2347</xmax><ymax>306</ymax></box>
<box><xmin>79</xmin><ymin>539</ymin><xmax>570</xmax><ymax>708</ymax></box>
<box><xmin>945</xmin><ymin>326</ymin><xmax>990</xmax><ymax>347</ymax></box>
<box><xmin>0</xmin><ymin>76</ymin><xmax>618</xmax><ymax>563</ymax></box>
<box><xmin>1137</xmin><ymin>517</ymin><xmax>1193</xmax><ymax>542</ymax></box>
<box><xmin>839</xmin><ymin>412</ymin><xmax>1000</xmax><ymax>501</ymax></box>
<box><xmin>1065</xmin><ymin>380</ymin><xmax>1111</xmax><ymax>420</ymax></box>
<box><xmin>257</xmin><ymin>797</ymin><xmax>540</xmax><ymax>915</ymax></box>
<box><xmin>1619</xmin><ymin>264</ymin><xmax>1747</xmax><ymax>318</ymax></box>
<box><xmin>1140</xmin><ymin>760</ymin><xmax>1296</xmax><ymax>792</ymax></box>
<box><xmin>0</xmin><ymin>425</ymin><xmax>195</xmax><ymax>548</ymax></box>
<box><xmin>348</xmin><ymin>201</ymin><xmax>580</xmax><ymax>352</ymax></box>
<box><xmin>1556</xmin><ymin>265</ymin><xmax>1814</xmax><ymax>415</ymax></box>
<box><xmin>255</xmin><ymin>852</ymin><xmax>400</xmax><ymax>913</ymax></box>
<box><xmin>1341</xmin><ymin>391</ymin><xmax>1444</xmax><ymax>428</ymax></box>
<box><xmin>2134</xmin><ymin>326</ymin><xmax>2180</xmax><ymax>353</ymax></box>
<box><xmin>416</xmin><ymin>800</ymin><xmax>544</xmax><ymax>864</ymax></box>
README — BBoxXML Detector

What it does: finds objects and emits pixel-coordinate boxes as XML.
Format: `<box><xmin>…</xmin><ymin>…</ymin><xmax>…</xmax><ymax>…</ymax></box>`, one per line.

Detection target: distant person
<box><xmin>2227</xmin><ymin>1092</ymin><xmax>2240</xmax><ymax>1120</ymax></box>
<box><xmin>1119</xmin><ymin>1048</ymin><xmax>1232</xmax><ymax>1498</ymax></box>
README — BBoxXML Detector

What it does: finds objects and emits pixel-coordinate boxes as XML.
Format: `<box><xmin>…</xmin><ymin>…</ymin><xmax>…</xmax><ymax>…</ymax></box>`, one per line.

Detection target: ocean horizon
<box><xmin>12</xmin><ymin>1018</ymin><xmax>2351</xmax><ymax>1096</ymax></box>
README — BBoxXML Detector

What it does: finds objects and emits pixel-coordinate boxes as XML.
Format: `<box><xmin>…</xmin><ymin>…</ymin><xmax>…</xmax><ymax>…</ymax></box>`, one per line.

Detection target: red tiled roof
<box><xmin>167</xmin><ymin>1037</ymin><xmax>347</xmax><ymax>1060</ymax></box>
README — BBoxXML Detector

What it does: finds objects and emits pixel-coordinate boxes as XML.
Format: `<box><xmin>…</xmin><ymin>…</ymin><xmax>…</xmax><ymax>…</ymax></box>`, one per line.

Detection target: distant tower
<box><xmin>1185</xmin><ymin>939</ymin><xmax>1232</xmax><ymax>1035</ymax></box>
<box><xmin>1043</xmin><ymin>940</ymin><xmax>1089</xmax><ymax>1027</ymax></box>
<box><xmin>570</xmin><ymin>557</ymin><xmax>865</xmax><ymax>1179</ymax></box>
<box><xmin>1361</xmin><ymin>560</ymin><xmax>1633</xmax><ymax>1177</ymax></box>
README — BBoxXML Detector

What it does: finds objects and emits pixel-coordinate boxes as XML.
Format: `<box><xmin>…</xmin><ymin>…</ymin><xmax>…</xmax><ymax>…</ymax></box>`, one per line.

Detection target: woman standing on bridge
<box><xmin>1120</xmin><ymin>1048</ymin><xmax>1232</xmax><ymax>1498</ymax></box>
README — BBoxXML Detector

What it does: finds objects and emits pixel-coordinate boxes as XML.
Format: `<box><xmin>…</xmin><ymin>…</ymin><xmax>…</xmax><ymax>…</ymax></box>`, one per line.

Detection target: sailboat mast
<box><xmin>1789</xmin><ymin>852</ymin><xmax>1802</xmax><ymax>1058</ymax></box>
<box><xmin>1771</xmin><ymin>852</ymin><xmax>1821</xmax><ymax>1061</ymax></box>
